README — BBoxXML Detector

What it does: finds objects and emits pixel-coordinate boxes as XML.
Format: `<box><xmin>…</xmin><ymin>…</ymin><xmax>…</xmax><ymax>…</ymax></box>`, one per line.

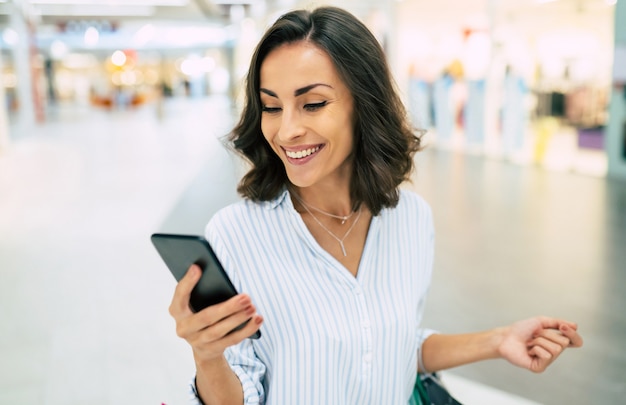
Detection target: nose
<box><xmin>276</xmin><ymin>108</ymin><xmax>305</xmax><ymax>142</ymax></box>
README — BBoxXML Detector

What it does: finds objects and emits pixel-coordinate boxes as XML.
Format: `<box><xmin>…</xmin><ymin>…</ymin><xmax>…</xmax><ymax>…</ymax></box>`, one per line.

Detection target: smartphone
<box><xmin>151</xmin><ymin>233</ymin><xmax>260</xmax><ymax>339</ymax></box>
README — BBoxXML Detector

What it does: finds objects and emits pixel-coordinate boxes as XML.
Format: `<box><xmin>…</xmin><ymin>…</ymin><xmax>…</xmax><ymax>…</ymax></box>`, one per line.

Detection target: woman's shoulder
<box><xmin>388</xmin><ymin>189</ymin><xmax>435</xmax><ymax>236</ymax></box>
<box><xmin>207</xmin><ymin>199</ymin><xmax>258</xmax><ymax>232</ymax></box>
<box><xmin>212</xmin><ymin>198</ymin><xmax>257</xmax><ymax>218</ymax></box>
<box><xmin>206</xmin><ymin>189</ymin><xmax>289</xmax><ymax>234</ymax></box>
<box><xmin>397</xmin><ymin>188</ymin><xmax>432</xmax><ymax>215</ymax></box>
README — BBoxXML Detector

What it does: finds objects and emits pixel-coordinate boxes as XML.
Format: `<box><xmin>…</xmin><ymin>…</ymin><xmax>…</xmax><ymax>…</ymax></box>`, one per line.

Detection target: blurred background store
<box><xmin>0</xmin><ymin>0</ymin><xmax>624</xmax><ymax>404</ymax></box>
<box><xmin>0</xmin><ymin>0</ymin><xmax>625</xmax><ymax>177</ymax></box>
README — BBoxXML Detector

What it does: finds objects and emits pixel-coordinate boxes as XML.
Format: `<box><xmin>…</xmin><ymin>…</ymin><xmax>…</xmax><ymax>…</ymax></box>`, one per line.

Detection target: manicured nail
<box><xmin>238</xmin><ymin>295</ymin><xmax>250</xmax><ymax>305</ymax></box>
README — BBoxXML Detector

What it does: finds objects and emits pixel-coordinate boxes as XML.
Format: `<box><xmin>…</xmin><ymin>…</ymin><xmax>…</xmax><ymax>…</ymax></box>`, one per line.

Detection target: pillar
<box><xmin>607</xmin><ymin>0</ymin><xmax>626</xmax><ymax>179</ymax></box>
<box><xmin>10</xmin><ymin>0</ymin><xmax>41</xmax><ymax>134</ymax></box>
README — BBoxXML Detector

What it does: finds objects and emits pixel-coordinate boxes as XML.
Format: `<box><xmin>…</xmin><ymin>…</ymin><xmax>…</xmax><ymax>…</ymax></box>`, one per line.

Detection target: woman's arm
<box><xmin>170</xmin><ymin>265</ymin><xmax>264</xmax><ymax>405</ymax></box>
<box><xmin>420</xmin><ymin>316</ymin><xmax>583</xmax><ymax>373</ymax></box>
<box><xmin>194</xmin><ymin>356</ymin><xmax>244</xmax><ymax>405</ymax></box>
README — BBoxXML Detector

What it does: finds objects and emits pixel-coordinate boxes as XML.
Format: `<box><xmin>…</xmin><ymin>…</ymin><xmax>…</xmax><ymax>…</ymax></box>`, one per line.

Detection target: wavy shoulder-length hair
<box><xmin>230</xmin><ymin>6</ymin><xmax>422</xmax><ymax>215</ymax></box>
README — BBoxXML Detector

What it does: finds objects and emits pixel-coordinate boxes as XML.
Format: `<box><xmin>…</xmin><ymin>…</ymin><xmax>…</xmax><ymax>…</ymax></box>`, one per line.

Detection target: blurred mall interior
<box><xmin>0</xmin><ymin>0</ymin><xmax>624</xmax><ymax>404</ymax></box>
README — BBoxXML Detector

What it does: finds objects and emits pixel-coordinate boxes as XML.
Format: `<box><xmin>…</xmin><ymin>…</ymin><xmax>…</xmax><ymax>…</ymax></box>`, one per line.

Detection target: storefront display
<box><xmin>395</xmin><ymin>0</ymin><xmax>615</xmax><ymax>177</ymax></box>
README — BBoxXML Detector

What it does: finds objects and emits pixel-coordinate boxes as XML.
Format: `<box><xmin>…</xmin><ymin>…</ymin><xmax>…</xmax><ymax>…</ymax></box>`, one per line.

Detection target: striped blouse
<box><xmin>191</xmin><ymin>188</ymin><xmax>436</xmax><ymax>404</ymax></box>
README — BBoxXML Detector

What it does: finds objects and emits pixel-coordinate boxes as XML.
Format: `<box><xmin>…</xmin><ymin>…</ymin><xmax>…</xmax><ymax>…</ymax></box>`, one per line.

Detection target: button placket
<box><xmin>353</xmin><ymin>286</ymin><xmax>373</xmax><ymax>379</ymax></box>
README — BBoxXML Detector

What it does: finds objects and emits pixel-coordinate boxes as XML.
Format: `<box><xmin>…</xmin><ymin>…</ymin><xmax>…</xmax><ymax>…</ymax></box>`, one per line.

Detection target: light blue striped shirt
<box><xmin>192</xmin><ymin>188</ymin><xmax>435</xmax><ymax>404</ymax></box>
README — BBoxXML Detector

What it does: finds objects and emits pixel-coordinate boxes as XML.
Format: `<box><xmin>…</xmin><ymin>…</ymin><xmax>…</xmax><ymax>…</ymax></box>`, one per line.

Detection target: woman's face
<box><xmin>259</xmin><ymin>41</ymin><xmax>355</xmax><ymax>190</ymax></box>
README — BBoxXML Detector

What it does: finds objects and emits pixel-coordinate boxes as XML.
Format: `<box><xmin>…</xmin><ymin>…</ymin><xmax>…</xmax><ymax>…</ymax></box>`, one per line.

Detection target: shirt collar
<box><xmin>262</xmin><ymin>187</ymin><xmax>290</xmax><ymax>210</ymax></box>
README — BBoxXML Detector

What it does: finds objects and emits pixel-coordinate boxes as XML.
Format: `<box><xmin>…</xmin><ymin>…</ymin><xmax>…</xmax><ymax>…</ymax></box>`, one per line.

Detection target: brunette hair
<box><xmin>229</xmin><ymin>6</ymin><xmax>422</xmax><ymax>215</ymax></box>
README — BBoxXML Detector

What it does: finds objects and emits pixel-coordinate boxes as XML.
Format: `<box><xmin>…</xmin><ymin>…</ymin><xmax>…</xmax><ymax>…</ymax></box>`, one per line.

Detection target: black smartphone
<box><xmin>151</xmin><ymin>233</ymin><xmax>260</xmax><ymax>339</ymax></box>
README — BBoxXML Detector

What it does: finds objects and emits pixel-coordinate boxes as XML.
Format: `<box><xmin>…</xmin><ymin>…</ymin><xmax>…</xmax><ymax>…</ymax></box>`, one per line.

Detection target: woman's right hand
<box><xmin>169</xmin><ymin>265</ymin><xmax>263</xmax><ymax>363</ymax></box>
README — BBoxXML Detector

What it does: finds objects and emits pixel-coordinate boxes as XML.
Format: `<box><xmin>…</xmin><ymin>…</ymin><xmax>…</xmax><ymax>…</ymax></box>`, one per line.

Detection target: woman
<box><xmin>169</xmin><ymin>7</ymin><xmax>583</xmax><ymax>405</ymax></box>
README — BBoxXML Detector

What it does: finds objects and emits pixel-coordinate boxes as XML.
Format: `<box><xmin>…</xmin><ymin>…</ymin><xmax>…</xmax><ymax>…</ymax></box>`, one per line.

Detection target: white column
<box><xmin>10</xmin><ymin>0</ymin><xmax>37</xmax><ymax>133</ymax></box>
<box><xmin>607</xmin><ymin>0</ymin><xmax>626</xmax><ymax>179</ymax></box>
<box><xmin>0</xmin><ymin>46</ymin><xmax>10</xmax><ymax>153</ymax></box>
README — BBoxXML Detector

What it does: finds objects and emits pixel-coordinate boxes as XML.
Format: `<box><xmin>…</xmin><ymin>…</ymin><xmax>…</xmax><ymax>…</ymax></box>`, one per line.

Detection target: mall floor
<box><xmin>0</xmin><ymin>96</ymin><xmax>624</xmax><ymax>404</ymax></box>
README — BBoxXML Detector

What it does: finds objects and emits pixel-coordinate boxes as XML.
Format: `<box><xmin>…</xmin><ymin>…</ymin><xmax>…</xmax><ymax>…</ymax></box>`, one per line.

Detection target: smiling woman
<box><xmin>231</xmin><ymin>7</ymin><xmax>421</xmax><ymax>213</ymax></box>
<box><xmin>166</xmin><ymin>6</ymin><xmax>583</xmax><ymax>405</ymax></box>
<box><xmin>259</xmin><ymin>42</ymin><xmax>356</xmax><ymax>192</ymax></box>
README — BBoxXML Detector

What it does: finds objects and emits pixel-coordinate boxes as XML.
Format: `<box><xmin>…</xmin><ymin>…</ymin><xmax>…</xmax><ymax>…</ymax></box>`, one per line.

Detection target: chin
<box><xmin>286</xmin><ymin>174</ymin><xmax>317</xmax><ymax>189</ymax></box>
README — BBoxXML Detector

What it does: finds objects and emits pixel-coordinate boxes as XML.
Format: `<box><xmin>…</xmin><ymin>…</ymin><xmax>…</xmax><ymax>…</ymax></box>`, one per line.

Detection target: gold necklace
<box><xmin>291</xmin><ymin>192</ymin><xmax>356</xmax><ymax>224</ymax></box>
<box><xmin>297</xmin><ymin>199</ymin><xmax>363</xmax><ymax>257</ymax></box>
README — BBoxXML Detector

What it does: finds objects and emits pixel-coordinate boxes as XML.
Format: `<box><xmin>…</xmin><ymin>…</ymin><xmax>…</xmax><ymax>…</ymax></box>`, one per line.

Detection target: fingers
<box><xmin>532</xmin><ymin>328</ymin><xmax>570</xmax><ymax>348</ymax></box>
<box><xmin>169</xmin><ymin>265</ymin><xmax>202</xmax><ymax>318</ymax></box>
<box><xmin>501</xmin><ymin>317</ymin><xmax>582</xmax><ymax>374</ymax></box>
<box><xmin>525</xmin><ymin>323</ymin><xmax>582</xmax><ymax>372</ymax></box>
<box><xmin>176</xmin><ymin>293</ymin><xmax>256</xmax><ymax>341</ymax></box>
<box><xmin>185</xmin><ymin>304</ymin><xmax>263</xmax><ymax>360</ymax></box>
<box><xmin>528</xmin><ymin>333</ymin><xmax>566</xmax><ymax>359</ymax></box>
<box><xmin>221</xmin><ymin>315</ymin><xmax>264</xmax><ymax>346</ymax></box>
<box><xmin>560</xmin><ymin>324</ymin><xmax>584</xmax><ymax>348</ymax></box>
<box><xmin>186</xmin><ymin>295</ymin><xmax>255</xmax><ymax>338</ymax></box>
<box><xmin>534</xmin><ymin>318</ymin><xmax>583</xmax><ymax>347</ymax></box>
<box><xmin>169</xmin><ymin>264</ymin><xmax>262</xmax><ymax>341</ymax></box>
<box><xmin>529</xmin><ymin>344</ymin><xmax>552</xmax><ymax>361</ymax></box>
<box><xmin>167</xmin><ymin>265</ymin><xmax>263</xmax><ymax>364</ymax></box>
<box><xmin>535</xmin><ymin>316</ymin><xmax>576</xmax><ymax>331</ymax></box>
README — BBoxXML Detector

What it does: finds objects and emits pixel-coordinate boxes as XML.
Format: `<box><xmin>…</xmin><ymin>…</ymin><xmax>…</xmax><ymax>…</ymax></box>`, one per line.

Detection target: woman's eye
<box><xmin>304</xmin><ymin>101</ymin><xmax>327</xmax><ymax>111</ymax></box>
<box><xmin>262</xmin><ymin>106</ymin><xmax>281</xmax><ymax>114</ymax></box>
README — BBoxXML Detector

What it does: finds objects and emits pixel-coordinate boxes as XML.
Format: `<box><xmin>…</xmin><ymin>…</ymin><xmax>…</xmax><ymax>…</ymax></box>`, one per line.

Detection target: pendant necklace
<box><xmin>292</xmin><ymin>193</ymin><xmax>356</xmax><ymax>224</ymax></box>
<box><xmin>295</xmin><ymin>196</ymin><xmax>363</xmax><ymax>257</ymax></box>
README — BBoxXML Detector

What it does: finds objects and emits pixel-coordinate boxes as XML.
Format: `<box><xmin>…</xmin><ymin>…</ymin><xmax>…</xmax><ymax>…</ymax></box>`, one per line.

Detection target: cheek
<box><xmin>260</xmin><ymin>120</ymin><xmax>273</xmax><ymax>142</ymax></box>
<box><xmin>261</xmin><ymin>120</ymin><xmax>280</xmax><ymax>153</ymax></box>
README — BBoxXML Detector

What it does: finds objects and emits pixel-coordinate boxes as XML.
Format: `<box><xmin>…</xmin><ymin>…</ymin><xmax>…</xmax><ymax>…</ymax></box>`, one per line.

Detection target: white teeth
<box><xmin>286</xmin><ymin>146</ymin><xmax>320</xmax><ymax>159</ymax></box>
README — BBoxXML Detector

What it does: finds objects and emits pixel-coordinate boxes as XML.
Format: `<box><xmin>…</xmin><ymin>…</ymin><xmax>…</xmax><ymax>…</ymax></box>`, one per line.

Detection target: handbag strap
<box><xmin>411</xmin><ymin>373</ymin><xmax>431</xmax><ymax>405</ymax></box>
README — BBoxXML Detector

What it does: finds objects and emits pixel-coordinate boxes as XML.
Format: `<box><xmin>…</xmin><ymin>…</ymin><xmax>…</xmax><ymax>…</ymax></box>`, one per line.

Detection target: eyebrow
<box><xmin>260</xmin><ymin>83</ymin><xmax>333</xmax><ymax>98</ymax></box>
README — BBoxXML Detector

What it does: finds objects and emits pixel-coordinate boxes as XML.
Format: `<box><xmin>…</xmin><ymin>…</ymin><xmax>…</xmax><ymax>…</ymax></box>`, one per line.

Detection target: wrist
<box><xmin>491</xmin><ymin>326</ymin><xmax>509</xmax><ymax>359</ymax></box>
<box><xmin>193</xmin><ymin>354</ymin><xmax>243</xmax><ymax>405</ymax></box>
<box><xmin>194</xmin><ymin>351</ymin><xmax>227</xmax><ymax>368</ymax></box>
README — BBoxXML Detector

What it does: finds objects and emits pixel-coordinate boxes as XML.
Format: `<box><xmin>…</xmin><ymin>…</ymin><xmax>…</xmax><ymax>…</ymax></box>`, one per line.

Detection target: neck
<box><xmin>291</xmin><ymin>189</ymin><xmax>353</xmax><ymax>218</ymax></box>
<box><xmin>290</xmin><ymin>185</ymin><xmax>353</xmax><ymax>217</ymax></box>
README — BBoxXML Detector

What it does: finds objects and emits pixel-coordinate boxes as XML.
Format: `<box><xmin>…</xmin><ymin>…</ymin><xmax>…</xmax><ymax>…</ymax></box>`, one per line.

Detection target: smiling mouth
<box><xmin>285</xmin><ymin>145</ymin><xmax>322</xmax><ymax>159</ymax></box>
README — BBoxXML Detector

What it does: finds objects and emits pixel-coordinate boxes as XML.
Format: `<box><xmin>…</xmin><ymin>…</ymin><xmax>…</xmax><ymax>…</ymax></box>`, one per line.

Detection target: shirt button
<box><xmin>362</xmin><ymin>320</ymin><xmax>370</xmax><ymax>329</ymax></box>
<box><xmin>363</xmin><ymin>353</ymin><xmax>372</xmax><ymax>363</ymax></box>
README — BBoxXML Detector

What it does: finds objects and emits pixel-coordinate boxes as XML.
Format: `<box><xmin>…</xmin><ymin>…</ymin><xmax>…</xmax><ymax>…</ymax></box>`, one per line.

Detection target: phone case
<box><xmin>151</xmin><ymin>233</ymin><xmax>261</xmax><ymax>339</ymax></box>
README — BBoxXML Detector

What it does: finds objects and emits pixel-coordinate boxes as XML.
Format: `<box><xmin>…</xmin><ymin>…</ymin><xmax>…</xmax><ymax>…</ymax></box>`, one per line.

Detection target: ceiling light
<box><xmin>83</xmin><ymin>26</ymin><xmax>99</xmax><ymax>47</ymax></box>
<box><xmin>36</xmin><ymin>5</ymin><xmax>156</xmax><ymax>16</ymax></box>
<box><xmin>50</xmin><ymin>40</ymin><xmax>69</xmax><ymax>59</ymax></box>
<box><xmin>2</xmin><ymin>28</ymin><xmax>19</xmax><ymax>47</ymax></box>
<box><xmin>30</xmin><ymin>0</ymin><xmax>188</xmax><ymax>5</ymax></box>
<box><xmin>212</xmin><ymin>0</ymin><xmax>255</xmax><ymax>4</ymax></box>
<box><xmin>133</xmin><ymin>24</ymin><xmax>156</xmax><ymax>47</ymax></box>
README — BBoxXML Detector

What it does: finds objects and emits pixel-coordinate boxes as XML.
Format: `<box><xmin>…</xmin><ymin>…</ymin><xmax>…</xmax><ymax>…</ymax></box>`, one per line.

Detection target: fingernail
<box><xmin>255</xmin><ymin>315</ymin><xmax>263</xmax><ymax>324</ymax></box>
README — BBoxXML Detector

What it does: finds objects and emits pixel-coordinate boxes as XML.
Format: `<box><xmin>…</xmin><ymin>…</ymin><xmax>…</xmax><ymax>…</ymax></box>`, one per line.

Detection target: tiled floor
<box><xmin>408</xmin><ymin>148</ymin><xmax>626</xmax><ymax>404</ymax></box>
<box><xmin>1</xmin><ymin>96</ymin><xmax>624</xmax><ymax>404</ymax></box>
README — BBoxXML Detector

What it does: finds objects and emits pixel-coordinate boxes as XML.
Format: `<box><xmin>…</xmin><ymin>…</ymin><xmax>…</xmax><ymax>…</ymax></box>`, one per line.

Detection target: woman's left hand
<box><xmin>497</xmin><ymin>316</ymin><xmax>583</xmax><ymax>373</ymax></box>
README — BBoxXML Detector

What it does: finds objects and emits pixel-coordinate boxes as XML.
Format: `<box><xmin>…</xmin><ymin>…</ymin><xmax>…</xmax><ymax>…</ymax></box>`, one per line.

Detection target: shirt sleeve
<box><xmin>189</xmin><ymin>339</ymin><xmax>265</xmax><ymax>405</ymax></box>
<box><xmin>224</xmin><ymin>338</ymin><xmax>267</xmax><ymax>404</ymax></box>
<box><xmin>415</xmin><ymin>194</ymin><xmax>438</xmax><ymax>373</ymax></box>
<box><xmin>188</xmin><ymin>339</ymin><xmax>267</xmax><ymax>405</ymax></box>
<box><xmin>417</xmin><ymin>328</ymin><xmax>438</xmax><ymax>373</ymax></box>
<box><xmin>204</xmin><ymin>211</ymin><xmax>267</xmax><ymax>403</ymax></box>
<box><xmin>189</xmin><ymin>378</ymin><xmax>205</xmax><ymax>404</ymax></box>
